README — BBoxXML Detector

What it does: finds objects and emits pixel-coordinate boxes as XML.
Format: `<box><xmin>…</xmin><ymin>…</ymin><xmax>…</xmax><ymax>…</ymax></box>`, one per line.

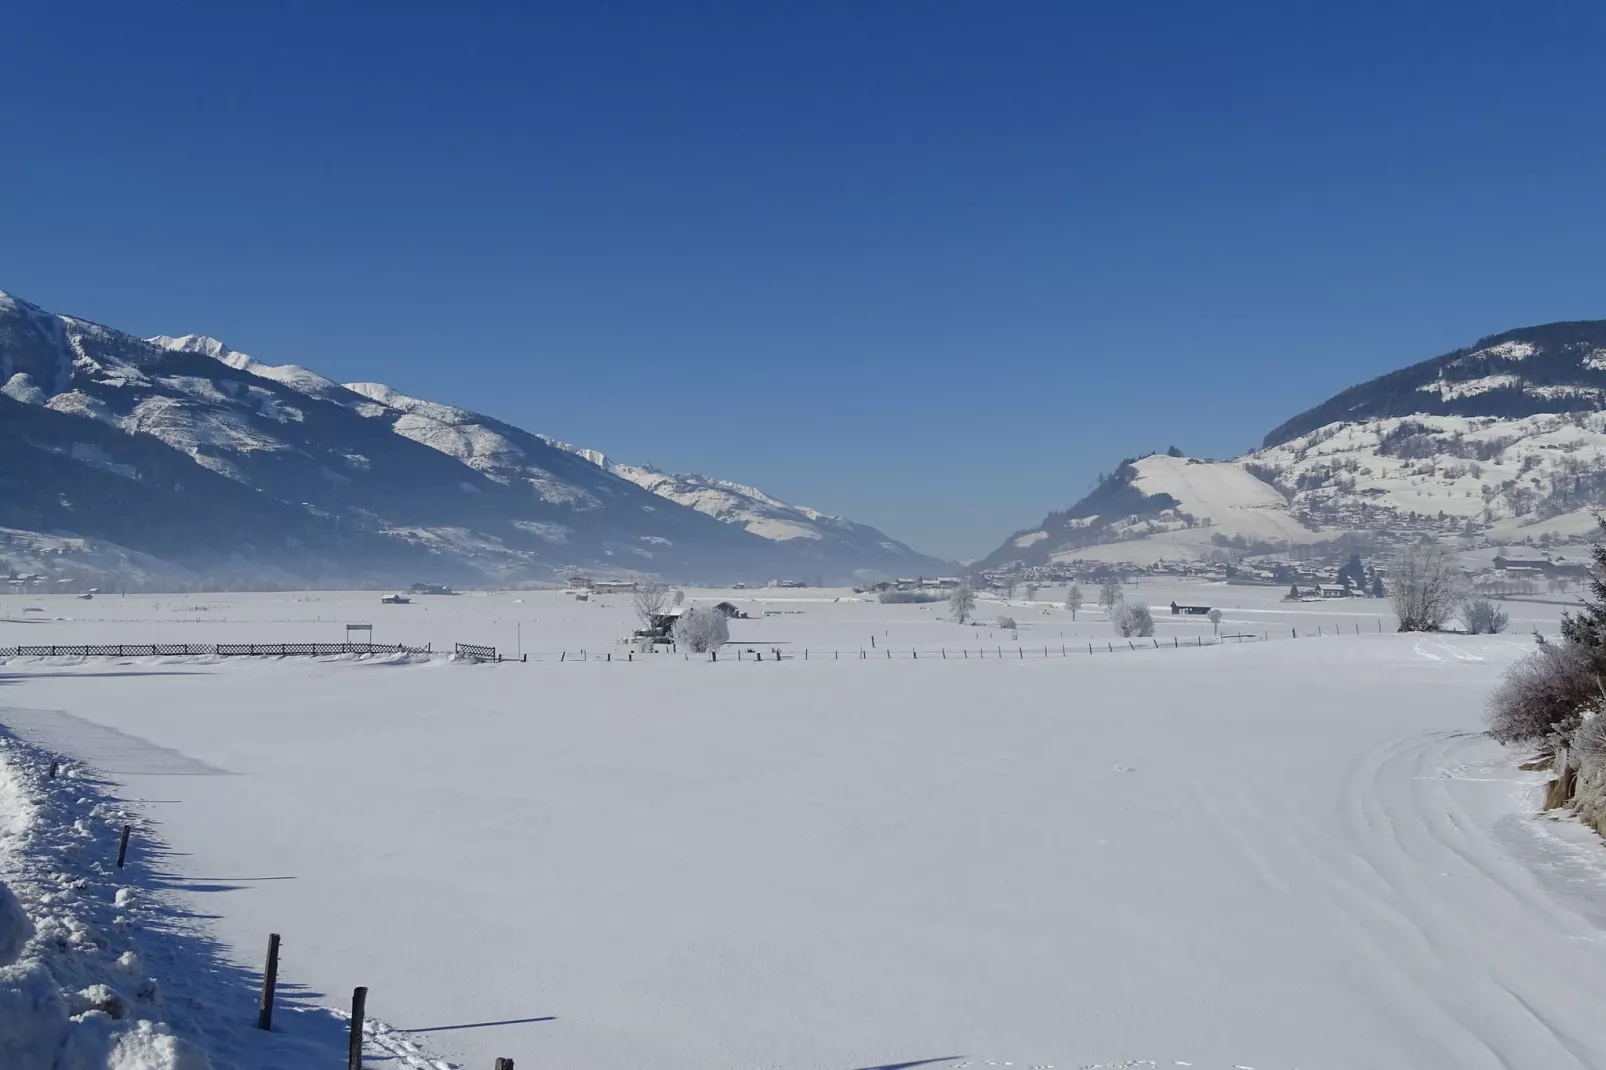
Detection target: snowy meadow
<box><xmin>2</xmin><ymin>584</ymin><xmax>1604</xmax><ymax>1070</ymax></box>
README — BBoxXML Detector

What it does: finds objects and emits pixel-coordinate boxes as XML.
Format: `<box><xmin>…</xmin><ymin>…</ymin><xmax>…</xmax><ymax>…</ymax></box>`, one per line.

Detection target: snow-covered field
<box><xmin>3</xmin><ymin>587</ymin><xmax>1604</xmax><ymax>1069</ymax></box>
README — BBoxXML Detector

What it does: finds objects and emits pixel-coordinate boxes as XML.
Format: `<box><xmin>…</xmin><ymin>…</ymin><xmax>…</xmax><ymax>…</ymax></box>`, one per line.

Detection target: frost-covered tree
<box><xmin>633</xmin><ymin>581</ymin><xmax>671</xmax><ymax>629</ymax></box>
<box><xmin>1207</xmin><ymin>607</ymin><xmax>1223</xmax><ymax>634</ymax></box>
<box><xmin>1391</xmin><ymin>543</ymin><xmax>1467</xmax><ymax>632</ymax></box>
<box><xmin>1065</xmin><ymin>584</ymin><xmax>1082</xmax><ymax>620</ymax></box>
<box><xmin>1098</xmin><ymin>580</ymin><xmax>1123</xmax><ymax>612</ymax></box>
<box><xmin>1370</xmin><ymin>573</ymin><xmax>1385</xmax><ymax>598</ymax></box>
<box><xmin>1487</xmin><ymin>636</ymin><xmax>1596</xmax><ymax>746</ymax></box>
<box><xmin>1111</xmin><ymin>602</ymin><xmax>1154</xmax><ymax>637</ymax></box>
<box><xmin>949</xmin><ymin>583</ymin><xmax>976</xmax><ymax>624</ymax></box>
<box><xmin>671</xmin><ymin>589</ymin><xmax>685</xmax><ymax>606</ymax></box>
<box><xmin>673</xmin><ymin>605</ymin><xmax>729</xmax><ymax>652</ymax></box>
<box><xmin>1464</xmin><ymin>598</ymin><xmax>1508</xmax><ymax>634</ymax></box>
<box><xmin>1023</xmin><ymin>583</ymin><xmax>1038</xmax><ymax>602</ymax></box>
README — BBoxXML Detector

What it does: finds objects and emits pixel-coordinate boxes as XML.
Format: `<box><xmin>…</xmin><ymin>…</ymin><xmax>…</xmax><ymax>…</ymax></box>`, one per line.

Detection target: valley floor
<box><xmin>2</xmin><ymin>590</ymin><xmax>1604</xmax><ymax>1069</ymax></box>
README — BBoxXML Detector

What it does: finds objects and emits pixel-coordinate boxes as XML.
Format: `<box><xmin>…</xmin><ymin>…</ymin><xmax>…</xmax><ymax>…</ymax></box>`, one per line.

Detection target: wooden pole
<box><xmin>116</xmin><ymin>824</ymin><xmax>131</xmax><ymax>868</ymax></box>
<box><xmin>258</xmin><ymin>933</ymin><xmax>280</xmax><ymax>1030</ymax></box>
<box><xmin>496</xmin><ymin>1060</ymin><xmax>515</xmax><ymax>1070</ymax></box>
<box><xmin>348</xmin><ymin>986</ymin><xmax>367</xmax><ymax>1070</ymax></box>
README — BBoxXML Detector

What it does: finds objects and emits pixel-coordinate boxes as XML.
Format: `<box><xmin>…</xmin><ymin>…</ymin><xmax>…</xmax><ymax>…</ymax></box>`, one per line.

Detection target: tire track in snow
<box><xmin>1323</xmin><ymin>729</ymin><xmax>1606</xmax><ymax>1067</ymax></box>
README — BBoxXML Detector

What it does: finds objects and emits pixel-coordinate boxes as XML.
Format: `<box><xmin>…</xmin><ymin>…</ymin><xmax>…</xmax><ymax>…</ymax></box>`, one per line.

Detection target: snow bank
<box><xmin>0</xmin><ymin>738</ymin><xmax>210</xmax><ymax>1069</ymax></box>
<box><xmin>0</xmin><ymin>732</ymin><xmax>431</xmax><ymax>1070</ymax></box>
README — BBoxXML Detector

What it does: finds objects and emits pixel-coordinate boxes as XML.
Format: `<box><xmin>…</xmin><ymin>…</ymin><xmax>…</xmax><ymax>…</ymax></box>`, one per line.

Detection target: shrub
<box><xmin>1111</xmin><ymin>602</ymin><xmax>1155</xmax><ymax>637</ymax></box>
<box><xmin>1486</xmin><ymin>637</ymin><xmax>1597</xmax><ymax>746</ymax></box>
<box><xmin>673</xmin><ymin>606</ymin><xmax>730</xmax><ymax>653</ymax></box>
<box><xmin>1464</xmin><ymin>598</ymin><xmax>1509</xmax><ymax>634</ymax></box>
<box><xmin>996</xmin><ymin>615</ymin><xmax>1017</xmax><ymax>630</ymax></box>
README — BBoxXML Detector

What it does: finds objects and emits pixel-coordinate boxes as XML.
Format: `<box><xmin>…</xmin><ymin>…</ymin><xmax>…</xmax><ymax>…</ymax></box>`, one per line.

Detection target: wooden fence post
<box><xmin>258</xmin><ymin>933</ymin><xmax>280</xmax><ymax>1030</ymax></box>
<box><xmin>348</xmin><ymin>986</ymin><xmax>367</xmax><ymax>1070</ymax></box>
<box><xmin>496</xmin><ymin>1059</ymin><xmax>515</xmax><ymax>1070</ymax></box>
<box><xmin>116</xmin><ymin>824</ymin><xmax>131</xmax><ymax>868</ymax></box>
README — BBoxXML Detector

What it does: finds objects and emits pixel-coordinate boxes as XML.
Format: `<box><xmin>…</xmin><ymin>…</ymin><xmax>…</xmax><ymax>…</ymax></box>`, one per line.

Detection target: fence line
<box><xmin>0</xmin><ymin>641</ymin><xmax>435</xmax><ymax>659</ymax></box>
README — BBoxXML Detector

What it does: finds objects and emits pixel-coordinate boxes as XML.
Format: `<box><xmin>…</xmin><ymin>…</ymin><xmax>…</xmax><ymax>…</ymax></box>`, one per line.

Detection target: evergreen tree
<box><xmin>1559</xmin><ymin>528</ymin><xmax>1606</xmax><ymax>672</ymax></box>
<box><xmin>1337</xmin><ymin>553</ymin><xmax>1365</xmax><ymax>590</ymax></box>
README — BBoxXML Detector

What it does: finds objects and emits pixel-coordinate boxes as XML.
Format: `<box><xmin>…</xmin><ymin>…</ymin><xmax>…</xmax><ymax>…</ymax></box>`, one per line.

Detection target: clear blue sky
<box><xmin>3</xmin><ymin>2</ymin><xmax>1604</xmax><ymax>560</ymax></box>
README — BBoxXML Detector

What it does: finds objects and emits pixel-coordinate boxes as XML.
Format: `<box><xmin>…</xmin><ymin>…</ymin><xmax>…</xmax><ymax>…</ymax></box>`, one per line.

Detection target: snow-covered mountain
<box><xmin>0</xmin><ymin>288</ymin><xmax>943</xmax><ymax>586</ymax></box>
<box><xmin>983</xmin><ymin>320</ymin><xmax>1606</xmax><ymax>568</ymax></box>
<box><xmin>536</xmin><ymin>439</ymin><xmax>950</xmax><ymax>573</ymax></box>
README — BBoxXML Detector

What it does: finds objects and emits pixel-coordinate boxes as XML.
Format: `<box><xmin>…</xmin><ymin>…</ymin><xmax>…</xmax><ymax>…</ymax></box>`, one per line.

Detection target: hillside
<box><xmin>538</xmin><ymin>439</ymin><xmax>952</xmax><ymax>575</ymax></box>
<box><xmin>0</xmin><ymin>289</ymin><xmax>940</xmax><ymax>586</ymax></box>
<box><xmin>1265</xmin><ymin>322</ymin><xmax>1606</xmax><ymax>446</ymax></box>
<box><xmin>983</xmin><ymin>319</ymin><xmax>1606</xmax><ymax>569</ymax></box>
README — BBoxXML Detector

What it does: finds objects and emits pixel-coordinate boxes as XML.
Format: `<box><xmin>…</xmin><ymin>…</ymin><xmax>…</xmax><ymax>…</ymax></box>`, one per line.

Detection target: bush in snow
<box><xmin>996</xmin><ymin>615</ymin><xmax>1017</xmax><ymax>630</ymax></box>
<box><xmin>1391</xmin><ymin>543</ymin><xmax>1467</xmax><ymax>632</ymax></box>
<box><xmin>1464</xmin><ymin>598</ymin><xmax>1509</xmax><ymax>635</ymax></box>
<box><xmin>673</xmin><ymin>606</ymin><xmax>729</xmax><ymax>652</ymax></box>
<box><xmin>1110</xmin><ymin>602</ymin><xmax>1154</xmax><ymax>638</ymax></box>
<box><xmin>1486</xmin><ymin>636</ymin><xmax>1597</xmax><ymax>746</ymax></box>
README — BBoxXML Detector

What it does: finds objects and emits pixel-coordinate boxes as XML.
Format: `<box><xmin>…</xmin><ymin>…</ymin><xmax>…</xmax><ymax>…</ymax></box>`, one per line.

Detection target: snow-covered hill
<box><xmin>0</xmin><ymin>288</ymin><xmax>943</xmax><ymax>586</ymax></box>
<box><xmin>984</xmin><ymin>319</ymin><xmax>1606</xmax><ymax>568</ymax></box>
<box><xmin>537</xmin><ymin>439</ymin><xmax>951</xmax><ymax>573</ymax></box>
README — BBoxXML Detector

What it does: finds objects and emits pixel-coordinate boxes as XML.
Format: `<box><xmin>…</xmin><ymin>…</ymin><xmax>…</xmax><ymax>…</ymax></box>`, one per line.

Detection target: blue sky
<box><xmin>3</xmin><ymin>2</ymin><xmax>1604</xmax><ymax>560</ymax></box>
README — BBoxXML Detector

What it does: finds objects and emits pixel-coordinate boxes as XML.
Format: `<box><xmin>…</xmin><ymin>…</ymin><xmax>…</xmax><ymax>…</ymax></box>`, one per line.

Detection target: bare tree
<box><xmin>1023</xmin><ymin>583</ymin><xmax>1038</xmax><ymax>602</ymax></box>
<box><xmin>1464</xmin><ymin>598</ymin><xmax>1508</xmax><ymax>634</ymax></box>
<box><xmin>671</xmin><ymin>589</ymin><xmax>685</xmax><ymax>606</ymax></box>
<box><xmin>1207</xmin><ymin>607</ymin><xmax>1223</xmax><ymax>634</ymax></box>
<box><xmin>1391</xmin><ymin>543</ymin><xmax>1468</xmax><ymax>632</ymax></box>
<box><xmin>1111</xmin><ymin>602</ymin><xmax>1154</xmax><ymax>637</ymax></box>
<box><xmin>949</xmin><ymin>583</ymin><xmax>976</xmax><ymax>624</ymax></box>
<box><xmin>673</xmin><ymin>606</ymin><xmax>730</xmax><ymax>652</ymax></box>
<box><xmin>633</xmin><ymin>582</ymin><xmax>671</xmax><ymax>628</ymax></box>
<box><xmin>1098</xmin><ymin>580</ymin><xmax>1123</xmax><ymax>612</ymax></box>
<box><xmin>1065</xmin><ymin>584</ymin><xmax>1082</xmax><ymax>620</ymax></box>
<box><xmin>1002</xmin><ymin>578</ymin><xmax>1018</xmax><ymax>600</ymax></box>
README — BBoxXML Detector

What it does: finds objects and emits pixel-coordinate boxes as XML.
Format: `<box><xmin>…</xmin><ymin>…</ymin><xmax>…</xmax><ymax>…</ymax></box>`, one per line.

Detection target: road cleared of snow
<box><xmin>2</xmin><ymin>625</ymin><xmax>1604</xmax><ymax>1069</ymax></box>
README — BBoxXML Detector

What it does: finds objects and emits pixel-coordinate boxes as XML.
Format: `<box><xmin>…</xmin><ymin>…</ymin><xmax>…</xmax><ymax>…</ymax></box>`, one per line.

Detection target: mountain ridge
<box><xmin>983</xmin><ymin>318</ymin><xmax>1606</xmax><ymax>570</ymax></box>
<box><xmin>0</xmin><ymin>289</ymin><xmax>947</xmax><ymax>586</ymax></box>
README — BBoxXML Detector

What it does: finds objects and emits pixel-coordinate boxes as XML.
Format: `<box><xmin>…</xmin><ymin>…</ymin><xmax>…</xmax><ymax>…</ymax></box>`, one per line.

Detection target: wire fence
<box><xmin>0</xmin><ymin>620</ymin><xmax>1390</xmax><ymax>665</ymax></box>
<box><xmin>0</xmin><ymin>641</ymin><xmax>435</xmax><ymax>658</ymax></box>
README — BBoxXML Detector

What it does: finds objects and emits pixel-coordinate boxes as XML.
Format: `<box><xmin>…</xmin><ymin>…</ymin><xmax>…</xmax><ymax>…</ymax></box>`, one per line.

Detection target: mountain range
<box><xmin>0</xmin><ymin>289</ymin><xmax>950</xmax><ymax>587</ymax></box>
<box><xmin>982</xmin><ymin>320</ymin><xmax>1606</xmax><ymax>569</ymax></box>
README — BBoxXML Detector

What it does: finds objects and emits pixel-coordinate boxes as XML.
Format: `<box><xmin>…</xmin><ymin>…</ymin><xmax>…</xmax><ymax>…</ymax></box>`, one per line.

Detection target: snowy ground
<box><xmin>3</xmin><ymin>588</ymin><xmax>1605</xmax><ymax>1069</ymax></box>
